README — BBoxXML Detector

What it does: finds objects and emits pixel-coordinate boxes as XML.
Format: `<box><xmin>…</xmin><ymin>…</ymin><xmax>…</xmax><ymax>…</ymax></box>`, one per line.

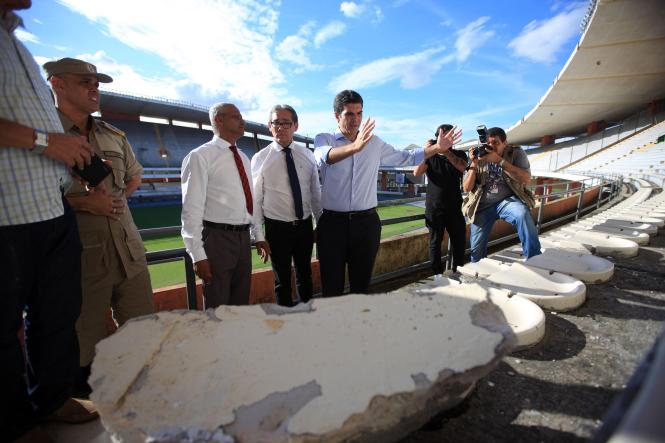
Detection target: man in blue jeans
<box><xmin>462</xmin><ymin>127</ymin><xmax>541</xmax><ymax>262</ymax></box>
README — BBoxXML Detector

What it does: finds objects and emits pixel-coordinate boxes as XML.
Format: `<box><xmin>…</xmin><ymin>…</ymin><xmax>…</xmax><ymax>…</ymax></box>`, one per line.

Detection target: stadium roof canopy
<box><xmin>99</xmin><ymin>90</ymin><xmax>313</xmax><ymax>143</ymax></box>
<box><xmin>507</xmin><ymin>0</ymin><xmax>665</xmax><ymax>145</ymax></box>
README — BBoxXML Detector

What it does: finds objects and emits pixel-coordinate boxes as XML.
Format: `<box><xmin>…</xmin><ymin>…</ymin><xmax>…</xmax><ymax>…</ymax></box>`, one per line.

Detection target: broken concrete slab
<box><xmin>90</xmin><ymin>287</ymin><xmax>516</xmax><ymax>443</ymax></box>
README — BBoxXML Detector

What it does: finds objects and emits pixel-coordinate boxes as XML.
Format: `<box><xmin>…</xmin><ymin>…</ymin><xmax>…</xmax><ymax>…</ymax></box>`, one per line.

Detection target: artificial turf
<box><xmin>137</xmin><ymin>203</ymin><xmax>426</xmax><ymax>289</ymax></box>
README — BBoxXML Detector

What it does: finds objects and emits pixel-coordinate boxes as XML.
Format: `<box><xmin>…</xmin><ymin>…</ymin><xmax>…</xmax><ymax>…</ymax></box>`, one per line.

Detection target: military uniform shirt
<box><xmin>59</xmin><ymin>112</ymin><xmax>147</xmax><ymax>280</ymax></box>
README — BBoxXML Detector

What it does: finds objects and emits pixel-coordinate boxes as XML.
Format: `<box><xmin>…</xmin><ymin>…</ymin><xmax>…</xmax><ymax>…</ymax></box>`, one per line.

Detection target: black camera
<box><xmin>471</xmin><ymin>125</ymin><xmax>490</xmax><ymax>158</ymax></box>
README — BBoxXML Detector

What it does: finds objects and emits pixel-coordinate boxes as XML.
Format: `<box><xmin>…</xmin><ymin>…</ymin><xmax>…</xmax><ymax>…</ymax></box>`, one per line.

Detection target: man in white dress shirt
<box><xmin>251</xmin><ymin>105</ymin><xmax>322</xmax><ymax>306</ymax></box>
<box><xmin>314</xmin><ymin>90</ymin><xmax>461</xmax><ymax>297</ymax></box>
<box><xmin>181</xmin><ymin>103</ymin><xmax>270</xmax><ymax>308</ymax></box>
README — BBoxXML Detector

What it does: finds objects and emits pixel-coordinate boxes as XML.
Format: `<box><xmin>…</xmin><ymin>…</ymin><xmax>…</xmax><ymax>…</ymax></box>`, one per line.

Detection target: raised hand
<box><xmin>436</xmin><ymin>125</ymin><xmax>462</xmax><ymax>153</ymax></box>
<box><xmin>353</xmin><ymin>117</ymin><xmax>376</xmax><ymax>153</ymax></box>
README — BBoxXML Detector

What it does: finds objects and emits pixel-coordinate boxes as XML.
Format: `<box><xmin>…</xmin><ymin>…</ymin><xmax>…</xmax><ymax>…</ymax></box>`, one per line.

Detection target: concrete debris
<box><xmin>90</xmin><ymin>284</ymin><xmax>515</xmax><ymax>443</ymax></box>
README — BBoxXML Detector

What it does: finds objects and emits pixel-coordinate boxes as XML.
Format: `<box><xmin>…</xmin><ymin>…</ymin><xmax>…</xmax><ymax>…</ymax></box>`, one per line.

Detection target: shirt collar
<box><xmin>271</xmin><ymin>140</ymin><xmax>294</xmax><ymax>152</ymax></box>
<box><xmin>2</xmin><ymin>11</ymin><xmax>23</xmax><ymax>33</ymax></box>
<box><xmin>212</xmin><ymin>135</ymin><xmax>233</xmax><ymax>149</ymax></box>
<box><xmin>57</xmin><ymin>110</ymin><xmax>95</xmax><ymax>134</ymax></box>
<box><xmin>334</xmin><ymin>131</ymin><xmax>348</xmax><ymax>141</ymax></box>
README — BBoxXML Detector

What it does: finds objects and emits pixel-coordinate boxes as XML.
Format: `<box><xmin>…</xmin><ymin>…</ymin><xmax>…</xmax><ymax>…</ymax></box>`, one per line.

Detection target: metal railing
<box><xmin>141</xmin><ymin>174</ymin><xmax>623</xmax><ymax>309</ymax></box>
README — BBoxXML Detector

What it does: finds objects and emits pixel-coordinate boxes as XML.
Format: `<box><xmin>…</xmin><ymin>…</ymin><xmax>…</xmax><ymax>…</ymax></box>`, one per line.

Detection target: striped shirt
<box><xmin>0</xmin><ymin>11</ymin><xmax>69</xmax><ymax>226</ymax></box>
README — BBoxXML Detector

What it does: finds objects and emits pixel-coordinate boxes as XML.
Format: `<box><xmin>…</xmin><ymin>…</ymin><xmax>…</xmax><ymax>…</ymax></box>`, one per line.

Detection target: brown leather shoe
<box><xmin>13</xmin><ymin>426</ymin><xmax>54</xmax><ymax>443</ymax></box>
<box><xmin>47</xmin><ymin>398</ymin><xmax>99</xmax><ymax>424</ymax></box>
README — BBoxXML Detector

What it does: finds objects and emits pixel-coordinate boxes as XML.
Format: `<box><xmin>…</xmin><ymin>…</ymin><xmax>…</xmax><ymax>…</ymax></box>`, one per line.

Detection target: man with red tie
<box><xmin>181</xmin><ymin>103</ymin><xmax>270</xmax><ymax>308</ymax></box>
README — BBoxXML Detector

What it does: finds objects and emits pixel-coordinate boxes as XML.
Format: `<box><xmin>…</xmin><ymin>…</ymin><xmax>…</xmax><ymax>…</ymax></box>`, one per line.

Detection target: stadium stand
<box><xmin>527</xmin><ymin>109</ymin><xmax>665</xmax><ymax>172</ymax></box>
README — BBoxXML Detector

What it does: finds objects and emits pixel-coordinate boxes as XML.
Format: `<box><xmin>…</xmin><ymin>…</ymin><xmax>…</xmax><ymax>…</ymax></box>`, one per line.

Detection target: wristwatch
<box><xmin>32</xmin><ymin>129</ymin><xmax>49</xmax><ymax>155</ymax></box>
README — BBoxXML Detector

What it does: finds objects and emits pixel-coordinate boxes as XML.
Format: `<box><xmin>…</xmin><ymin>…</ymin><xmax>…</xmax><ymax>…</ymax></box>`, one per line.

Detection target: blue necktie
<box><xmin>283</xmin><ymin>147</ymin><xmax>304</xmax><ymax>219</ymax></box>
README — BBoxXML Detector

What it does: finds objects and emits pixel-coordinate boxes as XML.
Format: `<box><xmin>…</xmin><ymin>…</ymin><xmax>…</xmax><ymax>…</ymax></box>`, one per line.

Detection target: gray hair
<box><xmin>209</xmin><ymin>102</ymin><xmax>233</xmax><ymax>136</ymax></box>
<box><xmin>269</xmin><ymin>104</ymin><xmax>298</xmax><ymax>124</ymax></box>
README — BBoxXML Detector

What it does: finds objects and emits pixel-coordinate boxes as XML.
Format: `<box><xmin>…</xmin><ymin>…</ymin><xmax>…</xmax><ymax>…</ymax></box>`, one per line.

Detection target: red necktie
<box><xmin>229</xmin><ymin>145</ymin><xmax>253</xmax><ymax>215</ymax></box>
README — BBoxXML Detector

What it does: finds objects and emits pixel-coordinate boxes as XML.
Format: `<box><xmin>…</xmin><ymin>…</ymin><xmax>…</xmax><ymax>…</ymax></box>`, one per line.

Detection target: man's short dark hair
<box><xmin>269</xmin><ymin>104</ymin><xmax>298</xmax><ymax>124</ymax></box>
<box><xmin>333</xmin><ymin>90</ymin><xmax>363</xmax><ymax>115</ymax></box>
<box><xmin>488</xmin><ymin>127</ymin><xmax>507</xmax><ymax>143</ymax></box>
<box><xmin>436</xmin><ymin>124</ymin><xmax>453</xmax><ymax>136</ymax></box>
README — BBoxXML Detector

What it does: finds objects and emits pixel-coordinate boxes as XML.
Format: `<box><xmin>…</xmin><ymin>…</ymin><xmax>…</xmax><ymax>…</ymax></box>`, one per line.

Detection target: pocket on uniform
<box><xmin>79</xmin><ymin>231</ymin><xmax>107</xmax><ymax>279</ymax></box>
<box><xmin>103</xmin><ymin>151</ymin><xmax>127</xmax><ymax>190</ymax></box>
<box><xmin>125</xmin><ymin>234</ymin><xmax>147</xmax><ymax>263</ymax></box>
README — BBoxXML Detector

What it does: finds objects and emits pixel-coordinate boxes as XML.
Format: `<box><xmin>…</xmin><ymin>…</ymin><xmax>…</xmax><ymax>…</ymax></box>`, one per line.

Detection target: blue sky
<box><xmin>15</xmin><ymin>0</ymin><xmax>588</xmax><ymax>147</ymax></box>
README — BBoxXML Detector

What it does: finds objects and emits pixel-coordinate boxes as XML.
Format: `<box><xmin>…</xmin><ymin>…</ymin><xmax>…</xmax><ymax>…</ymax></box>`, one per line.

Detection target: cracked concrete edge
<box><xmin>260</xmin><ymin>301</ymin><xmax>316</xmax><ymax>316</ymax></box>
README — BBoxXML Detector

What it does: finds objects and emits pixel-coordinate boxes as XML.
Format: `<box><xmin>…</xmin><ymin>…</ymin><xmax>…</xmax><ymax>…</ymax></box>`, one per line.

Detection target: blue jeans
<box><xmin>470</xmin><ymin>195</ymin><xmax>541</xmax><ymax>262</ymax></box>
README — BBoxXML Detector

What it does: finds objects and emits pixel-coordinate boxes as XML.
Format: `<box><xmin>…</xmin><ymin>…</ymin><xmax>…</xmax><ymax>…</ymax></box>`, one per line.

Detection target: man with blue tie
<box><xmin>252</xmin><ymin>105</ymin><xmax>322</xmax><ymax>306</ymax></box>
<box><xmin>314</xmin><ymin>90</ymin><xmax>461</xmax><ymax>297</ymax></box>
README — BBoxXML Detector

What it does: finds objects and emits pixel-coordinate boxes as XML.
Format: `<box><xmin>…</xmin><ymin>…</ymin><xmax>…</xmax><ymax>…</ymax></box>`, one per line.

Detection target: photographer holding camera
<box><xmin>462</xmin><ymin>126</ymin><xmax>541</xmax><ymax>262</ymax></box>
<box><xmin>414</xmin><ymin>124</ymin><xmax>468</xmax><ymax>277</ymax></box>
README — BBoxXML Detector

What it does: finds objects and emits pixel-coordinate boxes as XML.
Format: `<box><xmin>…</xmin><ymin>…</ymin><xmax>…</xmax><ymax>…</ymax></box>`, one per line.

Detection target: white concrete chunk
<box><xmin>90</xmin><ymin>288</ymin><xmax>516</xmax><ymax>443</ymax></box>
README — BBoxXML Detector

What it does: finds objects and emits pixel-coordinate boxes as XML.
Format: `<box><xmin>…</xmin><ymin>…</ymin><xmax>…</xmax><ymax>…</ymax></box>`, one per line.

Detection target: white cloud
<box><xmin>15</xmin><ymin>29</ymin><xmax>40</xmax><ymax>44</ymax></box>
<box><xmin>373</xmin><ymin>6</ymin><xmax>384</xmax><ymax>23</ymax></box>
<box><xmin>314</xmin><ymin>21</ymin><xmax>346</xmax><ymax>48</ymax></box>
<box><xmin>56</xmin><ymin>0</ymin><xmax>288</xmax><ymax>113</ymax></box>
<box><xmin>340</xmin><ymin>1</ymin><xmax>365</xmax><ymax>18</ymax></box>
<box><xmin>508</xmin><ymin>3</ymin><xmax>587</xmax><ymax>63</ymax></box>
<box><xmin>455</xmin><ymin>16</ymin><xmax>494</xmax><ymax>62</ymax></box>
<box><xmin>328</xmin><ymin>47</ymin><xmax>451</xmax><ymax>92</ymax></box>
<box><xmin>277</xmin><ymin>35</ymin><xmax>318</xmax><ymax>70</ymax></box>
<box><xmin>276</xmin><ymin>20</ymin><xmax>325</xmax><ymax>71</ymax></box>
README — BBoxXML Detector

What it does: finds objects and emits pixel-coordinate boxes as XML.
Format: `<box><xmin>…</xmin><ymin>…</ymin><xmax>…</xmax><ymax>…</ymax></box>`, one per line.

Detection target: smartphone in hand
<box><xmin>72</xmin><ymin>154</ymin><xmax>112</xmax><ymax>187</ymax></box>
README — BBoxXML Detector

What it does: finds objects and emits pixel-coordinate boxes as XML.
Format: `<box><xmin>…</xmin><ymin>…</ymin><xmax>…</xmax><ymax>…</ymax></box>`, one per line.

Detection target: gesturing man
<box><xmin>462</xmin><ymin>126</ymin><xmax>541</xmax><ymax>262</ymax></box>
<box><xmin>45</xmin><ymin>57</ymin><xmax>155</xmax><ymax>397</ymax></box>
<box><xmin>181</xmin><ymin>103</ymin><xmax>269</xmax><ymax>308</ymax></box>
<box><xmin>314</xmin><ymin>90</ymin><xmax>461</xmax><ymax>297</ymax></box>
<box><xmin>251</xmin><ymin>104</ymin><xmax>321</xmax><ymax>306</ymax></box>
<box><xmin>413</xmin><ymin>124</ymin><xmax>468</xmax><ymax>277</ymax></box>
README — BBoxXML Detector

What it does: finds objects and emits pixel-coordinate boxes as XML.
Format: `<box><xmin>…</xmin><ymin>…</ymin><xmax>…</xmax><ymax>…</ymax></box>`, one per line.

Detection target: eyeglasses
<box><xmin>270</xmin><ymin>120</ymin><xmax>293</xmax><ymax>128</ymax></box>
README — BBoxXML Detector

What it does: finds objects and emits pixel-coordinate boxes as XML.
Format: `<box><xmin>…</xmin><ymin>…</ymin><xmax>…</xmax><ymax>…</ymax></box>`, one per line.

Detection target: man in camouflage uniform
<box><xmin>45</xmin><ymin>58</ymin><xmax>154</xmax><ymax>396</ymax></box>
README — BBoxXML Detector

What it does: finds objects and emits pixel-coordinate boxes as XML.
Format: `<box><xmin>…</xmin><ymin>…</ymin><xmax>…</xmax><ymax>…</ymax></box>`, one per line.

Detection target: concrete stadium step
<box><xmin>489</xmin><ymin>248</ymin><xmax>615</xmax><ymax>284</ymax></box>
<box><xmin>457</xmin><ymin>260</ymin><xmax>586</xmax><ymax>312</ymax></box>
<box><xmin>582</xmin><ymin>217</ymin><xmax>659</xmax><ymax>235</ymax></box>
<box><xmin>545</xmin><ymin>230</ymin><xmax>640</xmax><ymax>258</ymax></box>
<box><xmin>538</xmin><ymin>237</ymin><xmax>593</xmax><ymax>254</ymax></box>
<box><xmin>559</xmin><ymin>224</ymin><xmax>650</xmax><ymax>245</ymax></box>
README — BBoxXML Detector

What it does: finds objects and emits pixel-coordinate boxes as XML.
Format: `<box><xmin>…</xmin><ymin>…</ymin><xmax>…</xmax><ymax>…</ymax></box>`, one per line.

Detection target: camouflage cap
<box><xmin>42</xmin><ymin>57</ymin><xmax>113</xmax><ymax>83</ymax></box>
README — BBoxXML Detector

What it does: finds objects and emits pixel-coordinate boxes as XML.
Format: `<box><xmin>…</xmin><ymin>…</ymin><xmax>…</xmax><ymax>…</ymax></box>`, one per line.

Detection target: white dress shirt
<box><xmin>251</xmin><ymin>141</ymin><xmax>322</xmax><ymax>242</ymax></box>
<box><xmin>181</xmin><ymin>135</ymin><xmax>257</xmax><ymax>262</ymax></box>
<box><xmin>314</xmin><ymin>132</ymin><xmax>425</xmax><ymax>212</ymax></box>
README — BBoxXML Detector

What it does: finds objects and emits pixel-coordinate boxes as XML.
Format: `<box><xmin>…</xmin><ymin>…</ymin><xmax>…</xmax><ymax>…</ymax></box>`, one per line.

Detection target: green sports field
<box><xmin>132</xmin><ymin>203</ymin><xmax>426</xmax><ymax>289</ymax></box>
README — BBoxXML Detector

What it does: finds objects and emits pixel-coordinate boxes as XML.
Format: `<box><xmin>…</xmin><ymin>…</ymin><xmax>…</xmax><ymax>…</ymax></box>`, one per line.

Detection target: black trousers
<box><xmin>426</xmin><ymin>208</ymin><xmax>467</xmax><ymax>273</ymax></box>
<box><xmin>317</xmin><ymin>210</ymin><xmax>381</xmax><ymax>297</ymax></box>
<box><xmin>265</xmin><ymin>217</ymin><xmax>314</xmax><ymax>307</ymax></box>
<box><xmin>0</xmin><ymin>199</ymin><xmax>82</xmax><ymax>441</ymax></box>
